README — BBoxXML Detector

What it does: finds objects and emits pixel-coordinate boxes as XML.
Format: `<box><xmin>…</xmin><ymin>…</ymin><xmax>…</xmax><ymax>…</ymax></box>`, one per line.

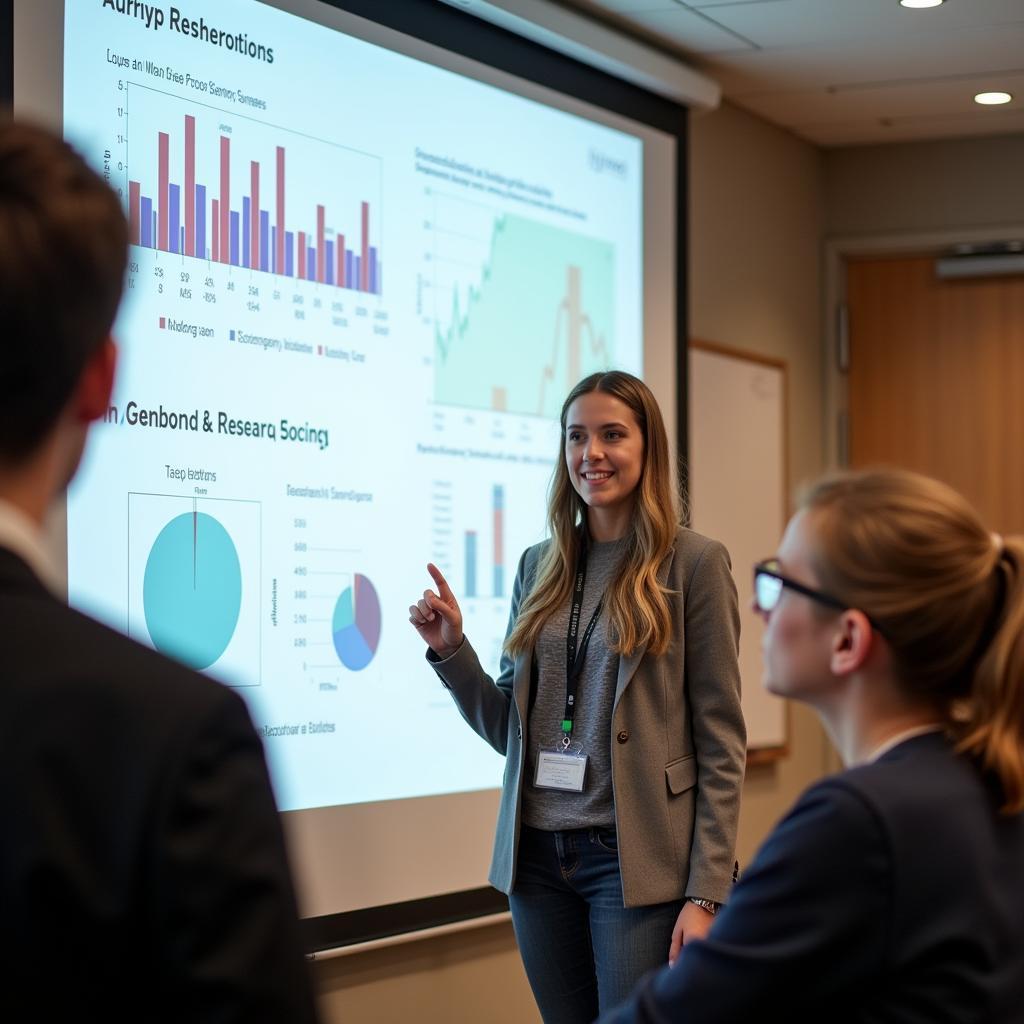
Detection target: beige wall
<box><xmin>824</xmin><ymin>132</ymin><xmax>1024</xmax><ymax>238</ymax></box>
<box><xmin>688</xmin><ymin>101</ymin><xmax>836</xmax><ymax>867</ymax></box>
<box><xmin>314</xmin><ymin>99</ymin><xmax>835</xmax><ymax>1022</ymax></box>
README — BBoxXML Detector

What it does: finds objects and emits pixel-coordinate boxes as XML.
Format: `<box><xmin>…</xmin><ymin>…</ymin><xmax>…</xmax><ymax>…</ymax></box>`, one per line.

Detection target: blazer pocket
<box><xmin>665</xmin><ymin>754</ymin><xmax>697</xmax><ymax>795</ymax></box>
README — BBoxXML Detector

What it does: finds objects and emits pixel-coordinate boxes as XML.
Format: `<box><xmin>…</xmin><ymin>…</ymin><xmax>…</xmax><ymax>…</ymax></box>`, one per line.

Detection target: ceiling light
<box><xmin>975</xmin><ymin>91</ymin><xmax>1013</xmax><ymax>105</ymax></box>
<box><xmin>899</xmin><ymin>0</ymin><xmax>944</xmax><ymax>8</ymax></box>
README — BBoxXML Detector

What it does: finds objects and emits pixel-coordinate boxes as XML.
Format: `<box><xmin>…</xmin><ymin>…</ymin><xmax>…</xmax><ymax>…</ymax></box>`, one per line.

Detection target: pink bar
<box><xmin>128</xmin><ymin>181</ymin><xmax>140</xmax><ymax>245</ymax></box>
<box><xmin>494</xmin><ymin>508</ymin><xmax>503</xmax><ymax>568</ymax></box>
<box><xmin>184</xmin><ymin>115</ymin><xmax>195</xmax><ymax>257</ymax></box>
<box><xmin>337</xmin><ymin>233</ymin><xmax>345</xmax><ymax>288</ymax></box>
<box><xmin>251</xmin><ymin>160</ymin><xmax>260</xmax><ymax>271</ymax></box>
<box><xmin>316</xmin><ymin>205</ymin><xmax>325</xmax><ymax>284</ymax></box>
<box><xmin>219</xmin><ymin>136</ymin><xmax>230</xmax><ymax>264</ymax></box>
<box><xmin>297</xmin><ymin>230</ymin><xmax>306</xmax><ymax>280</ymax></box>
<box><xmin>212</xmin><ymin>199</ymin><xmax>220</xmax><ymax>262</ymax></box>
<box><xmin>276</xmin><ymin>146</ymin><xmax>285</xmax><ymax>275</ymax></box>
<box><xmin>158</xmin><ymin>132</ymin><xmax>169</xmax><ymax>251</ymax></box>
<box><xmin>360</xmin><ymin>201</ymin><xmax>369</xmax><ymax>292</ymax></box>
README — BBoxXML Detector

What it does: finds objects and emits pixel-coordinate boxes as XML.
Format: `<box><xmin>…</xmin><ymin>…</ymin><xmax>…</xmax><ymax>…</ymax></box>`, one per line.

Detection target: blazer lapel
<box><xmin>613</xmin><ymin>545</ymin><xmax>675</xmax><ymax>711</ymax></box>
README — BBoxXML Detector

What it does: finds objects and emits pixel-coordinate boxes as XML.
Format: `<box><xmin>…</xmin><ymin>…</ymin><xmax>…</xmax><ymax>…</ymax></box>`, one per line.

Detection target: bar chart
<box><xmin>432</xmin><ymin>480</ymin><xmax>507</xmax><ymax>602</ymax></box>
<box><xmin>126</xmin><ymin>84</ymin><xmax>383</xmax><ymax>294</ymax></box>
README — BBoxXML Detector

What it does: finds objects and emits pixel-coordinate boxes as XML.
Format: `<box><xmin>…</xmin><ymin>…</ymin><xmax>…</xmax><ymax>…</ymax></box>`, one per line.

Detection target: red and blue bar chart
<box><xmin>126</xmin><ymin>87</ymin><xmax>383</xmax><ymax>295</ymax></box>
<box><xmin>464</xmin><ymin>485</ymin><xmax>505</xmax><ymax>599</ymax></box>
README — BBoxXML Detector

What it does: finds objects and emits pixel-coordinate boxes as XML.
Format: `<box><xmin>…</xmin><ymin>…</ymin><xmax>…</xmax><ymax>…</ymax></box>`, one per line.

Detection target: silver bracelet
<box><xmin>688</xmin><ymin>897</ymin><xmax>720</xmax><ymax>915</ymax></box>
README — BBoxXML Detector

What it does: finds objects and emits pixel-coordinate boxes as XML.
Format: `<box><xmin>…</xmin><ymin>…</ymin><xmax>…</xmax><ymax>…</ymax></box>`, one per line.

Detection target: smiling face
<box><xmin>758</xmin><ymin>509</ymin><xmax>846</xmax><ymax>704</ymax></box>
<box><xmin>564</xmin><ymin>390</ymin><xmax>645</xmax><ymax>530</ymax></box>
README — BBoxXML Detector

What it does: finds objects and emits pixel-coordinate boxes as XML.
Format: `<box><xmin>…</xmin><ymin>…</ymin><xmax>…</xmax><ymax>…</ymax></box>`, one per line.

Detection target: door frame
<box><xmin>823</xmin><ymin>223</ymin><xmax>1024</xmax><ymax>471</ymax></box>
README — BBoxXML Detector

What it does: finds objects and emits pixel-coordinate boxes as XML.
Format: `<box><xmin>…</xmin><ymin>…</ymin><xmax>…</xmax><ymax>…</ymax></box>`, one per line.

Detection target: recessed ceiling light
<box><xmin>899</xmin><ymin>0</ymin><xmax>944</xmax><ymax>8</ymax></box>
<box><xmin>975</xmin><ymin>91</ymin><xmax>1013</xmax><ymax>105</ymax></box>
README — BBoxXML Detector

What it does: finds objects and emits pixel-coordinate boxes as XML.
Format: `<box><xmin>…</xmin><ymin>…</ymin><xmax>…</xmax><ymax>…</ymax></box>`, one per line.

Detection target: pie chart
<box><xmin>332</xmin><ymin>574</ymin><xmax>381</xmax><ymax>671</ymax></box>
<box><xmin>143</xmin><ymin>511</ymin><xmax>242</xmax><ymax>669</ymax></box>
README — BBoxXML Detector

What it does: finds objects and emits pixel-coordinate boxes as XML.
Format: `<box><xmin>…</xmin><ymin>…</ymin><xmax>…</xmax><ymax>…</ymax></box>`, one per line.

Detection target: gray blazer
<box><xmin>429</xmin><ymin>528</ymin><xmax>746</xmax><ymax>908</ymax></box>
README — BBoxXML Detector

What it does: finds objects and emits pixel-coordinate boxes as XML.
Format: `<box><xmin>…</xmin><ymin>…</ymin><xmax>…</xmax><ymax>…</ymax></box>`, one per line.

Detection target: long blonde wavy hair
<box><xmin>505</xmin><ymin>371</ymin><xmax>680</xmax><ymax>658</ymax></box>
<box><xmin>801</xmin><ymin>468</ymin><xmax>1024</xmax><ymax>814</ymax></box>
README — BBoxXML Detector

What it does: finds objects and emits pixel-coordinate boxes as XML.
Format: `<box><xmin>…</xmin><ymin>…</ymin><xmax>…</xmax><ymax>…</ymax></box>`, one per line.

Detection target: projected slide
<box><xmin>63</xmin><ymin>0</ymin><xmax>643</xmax><ymax>812</ymax></box>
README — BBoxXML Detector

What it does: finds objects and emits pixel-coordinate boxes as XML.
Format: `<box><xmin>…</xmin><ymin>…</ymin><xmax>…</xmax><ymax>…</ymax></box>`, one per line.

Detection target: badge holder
<box><xmin>534</xmin><ymin>722</ymin><xmax>589</xmax><ymax>793</ymax></box>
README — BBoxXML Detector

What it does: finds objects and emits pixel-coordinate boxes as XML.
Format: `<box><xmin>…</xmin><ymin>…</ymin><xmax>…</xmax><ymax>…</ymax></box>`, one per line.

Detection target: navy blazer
<box><xmin>0</xmin><ymin>547</ymin><xmax>318</xmax><ymax>1023</ymax></box>
<box><xmin>600</xmin><ymin>732</ymin><xmax>1024</xmax><ymax>1023</ymax></box>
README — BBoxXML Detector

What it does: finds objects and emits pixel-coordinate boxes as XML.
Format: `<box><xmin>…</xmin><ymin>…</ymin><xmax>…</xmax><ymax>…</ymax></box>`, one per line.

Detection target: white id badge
<box><xmin>534</xmin><ymin>749</ymin><xmax>589</xmax><ymax>792</ymax></box>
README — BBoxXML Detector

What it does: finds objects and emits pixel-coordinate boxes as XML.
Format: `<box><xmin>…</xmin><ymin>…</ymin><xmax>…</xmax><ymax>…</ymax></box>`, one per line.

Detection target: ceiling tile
<box><xmin>624</xmin><ymin>8</ymin><xmax>758</xmax><ymax>52</ymax></box>
<box><xmin>702</xmin><ymin>25</ymin><xmax>1024</xmax><ymax>94</ymax></box>
<box><xmin>688</xmin><ymin>0</ymin><xmax>1024</xmax><ymax>50</ymax></box>
<box><xmin>557</xmin><ymin>0</ymin><xmax>1024</xmax><ymax>144</ymax></box>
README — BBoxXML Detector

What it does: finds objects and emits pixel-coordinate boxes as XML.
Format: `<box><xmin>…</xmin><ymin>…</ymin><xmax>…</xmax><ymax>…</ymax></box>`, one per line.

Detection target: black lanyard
<box><xmin>563</xmin><ymin>547</ymin><xmax>603</xmax><ymax>741</ymax></box>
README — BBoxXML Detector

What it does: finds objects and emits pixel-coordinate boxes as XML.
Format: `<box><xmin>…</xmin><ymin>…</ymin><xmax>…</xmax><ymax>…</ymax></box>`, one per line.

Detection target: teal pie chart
<box><xmin>143</xmin><ymin>511</ymin><xmax>242</xmax><ymax>669</ymax></box>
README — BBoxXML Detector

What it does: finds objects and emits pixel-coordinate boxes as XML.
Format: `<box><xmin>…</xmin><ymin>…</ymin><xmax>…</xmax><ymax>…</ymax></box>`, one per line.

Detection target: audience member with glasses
<box><xmin>601</xmin><ymin>467</ymin><xmax>1024</xmax><ymax>1023</ymax></box>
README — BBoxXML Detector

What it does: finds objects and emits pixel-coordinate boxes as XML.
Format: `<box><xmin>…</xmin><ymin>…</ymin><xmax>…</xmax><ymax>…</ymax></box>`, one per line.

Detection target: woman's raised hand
<box><xmin>408</xmin><ymin>563</ymin><xmax>464</xmax><ymax>658</ymax></box>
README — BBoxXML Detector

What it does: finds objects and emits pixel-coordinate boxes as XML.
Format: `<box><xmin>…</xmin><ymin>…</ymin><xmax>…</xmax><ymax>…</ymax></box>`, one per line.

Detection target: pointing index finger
<box><xmin>427</xmin><ymin>562</ymin><xmax>454</xmax><ymax>601</ymax></box>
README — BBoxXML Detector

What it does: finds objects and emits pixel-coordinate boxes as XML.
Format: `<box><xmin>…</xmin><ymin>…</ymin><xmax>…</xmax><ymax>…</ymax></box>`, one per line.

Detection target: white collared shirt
<box><xmin>867</xmin><ymin>723</ymin><xmax>945</xmax><ymax>764</ymax></box>
<box><xmin>0</xmin><ymin>499</ymin><xmax>61</xmax><ymax>594</ymax></box>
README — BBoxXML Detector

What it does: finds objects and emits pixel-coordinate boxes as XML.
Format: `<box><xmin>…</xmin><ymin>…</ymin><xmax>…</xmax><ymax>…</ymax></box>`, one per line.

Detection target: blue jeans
<box><xmin>509</xmin><ymin>824</ymin><xmax>682</xmax><ymax>1024</ymax></box>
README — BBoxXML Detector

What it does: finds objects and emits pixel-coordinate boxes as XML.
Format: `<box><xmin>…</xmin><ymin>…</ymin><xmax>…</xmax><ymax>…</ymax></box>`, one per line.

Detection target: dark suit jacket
<box><xmin>600</xmin><ymin>732</ymin><xmax>1024</xmax><ymax>1023</ymax></box>
<box><xmin>0</xmin><ymin>547</ymin><xmax>318</xmax><ymax>1022</ymax></box>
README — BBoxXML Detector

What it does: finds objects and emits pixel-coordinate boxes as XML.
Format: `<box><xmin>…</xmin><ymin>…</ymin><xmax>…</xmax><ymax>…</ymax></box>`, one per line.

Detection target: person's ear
<box><xmin>830</xmin><ymin>609</ymin><xmax>874</xmax><ymax>676</ymax></box>
<box><xmin>74</xmin><ymin>337</ymin><xmax>117</xmax><ymax>423</ymax></box>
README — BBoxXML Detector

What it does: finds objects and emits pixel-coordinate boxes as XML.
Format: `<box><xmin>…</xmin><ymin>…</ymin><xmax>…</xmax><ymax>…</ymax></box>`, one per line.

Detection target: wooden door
<box><xmin>846</xmin><ymin>255</ymin><xmax>1024</xmax><ymax>533</ymax></box>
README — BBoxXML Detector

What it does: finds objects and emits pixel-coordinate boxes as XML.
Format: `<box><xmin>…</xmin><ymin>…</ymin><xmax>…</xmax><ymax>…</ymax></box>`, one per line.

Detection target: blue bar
<box><xmin>307</xmin><ymin>246</ymin><xmax>315</xmax><ymax>280</ymax></box>
<box><xmin>196</xmin><ymin>185</ymin><xmax>206</xmax><ymax>258</ymax></box>
<box><xmin>493</xmin><ymin>484</ymin><xmax>504</xmax><ymax>597</ymax></box>
<box><xmin>229</xmin><ymin>211</ymin><xmax>240</xmax><ymax>266</ymax></box>
<box><xmin>465</xmin><ymin>532</ymin><xmax>477</xmax><ymax>599</ymax></box>
<box><xmin>285</xmin><ymin>231</ymin><xmax>294</xmax><ymax>276</ymax></box>
<box><xmin>168</xmin><ymin>184</ymin><xmax>180</xmax><ymax>254</ymax></box>
<box><xmin>140</xmin><ymin>197</ymin><xmax>153</xmax><ymax>248</ymax></box>
<box><xmin>369</xmin><ymin>245</ymin><xmax>377</xmax><ymax>295</ymax></box>
<box><xmin>260</xmin><ymin>211</ymin><xmax>270</xmax><ymax>272</ymax></box>
<box><xmin>345</xmin><ymin>251</ymin><xmax>353</xmax><ymax>288</ymax></box>
<box><xmin>325</xmin><ymin>240</ymin><xmax>335</xmax><ymax>285</ymax></box>
<box><xmin>354</xmin><ymin>255</ymin><xmax>361</xmax><ymax>292</ymax></box>
<box><xmin>242</xmin><ymin>198</ymin><xmax>250</xmax><ymax>269</ymax></box>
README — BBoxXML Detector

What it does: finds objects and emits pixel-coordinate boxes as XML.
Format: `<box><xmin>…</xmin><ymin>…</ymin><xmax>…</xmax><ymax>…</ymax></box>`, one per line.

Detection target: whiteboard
<box><xmin>688</xmin><ymin>342</ymin><xmax>788</xmax><ymax>754</ymax></box>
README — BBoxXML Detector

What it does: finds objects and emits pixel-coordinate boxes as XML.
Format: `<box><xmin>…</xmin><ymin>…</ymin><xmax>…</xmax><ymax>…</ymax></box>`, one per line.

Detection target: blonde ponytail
<box><xmin>958</xmin><ymin>538</ymin><xmax>1024</xmax><ymax>813</ymax></box>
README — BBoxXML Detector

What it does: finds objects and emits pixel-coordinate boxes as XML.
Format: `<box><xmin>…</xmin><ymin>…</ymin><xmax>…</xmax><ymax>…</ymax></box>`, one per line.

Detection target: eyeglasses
<box><xmin>753</xmin><ymin>559</ymin><xmax>849</xmax><ymax>615</ymax></box>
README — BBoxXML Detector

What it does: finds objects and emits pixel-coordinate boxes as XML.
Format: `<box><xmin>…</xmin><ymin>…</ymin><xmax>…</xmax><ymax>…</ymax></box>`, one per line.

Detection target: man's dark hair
<box><xmin>0</xmin><ymin>119</ymin><xmax>128</xmax><ymax>461</ymax></box>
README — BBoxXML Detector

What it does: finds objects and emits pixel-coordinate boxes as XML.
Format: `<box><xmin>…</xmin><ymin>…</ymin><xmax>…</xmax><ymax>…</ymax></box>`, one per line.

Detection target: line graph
<box><xmin>431</xmin><ymin>199</ymin><xmax>615</xmax><ymax>418</ymax></box>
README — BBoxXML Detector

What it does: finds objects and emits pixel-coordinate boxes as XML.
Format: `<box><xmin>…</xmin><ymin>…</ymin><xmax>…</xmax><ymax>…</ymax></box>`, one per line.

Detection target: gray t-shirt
<box><xmin>521</xmin><ymin>536</ymin><xmax>626</xmax><ymax>831</ymax></box>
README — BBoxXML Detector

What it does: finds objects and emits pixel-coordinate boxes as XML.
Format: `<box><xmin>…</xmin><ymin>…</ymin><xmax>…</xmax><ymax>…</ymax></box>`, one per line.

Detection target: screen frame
<box><xmin>2</xmin><ymin>0</ymin><xmax>690</xmax><ymax>951</ymax></box>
